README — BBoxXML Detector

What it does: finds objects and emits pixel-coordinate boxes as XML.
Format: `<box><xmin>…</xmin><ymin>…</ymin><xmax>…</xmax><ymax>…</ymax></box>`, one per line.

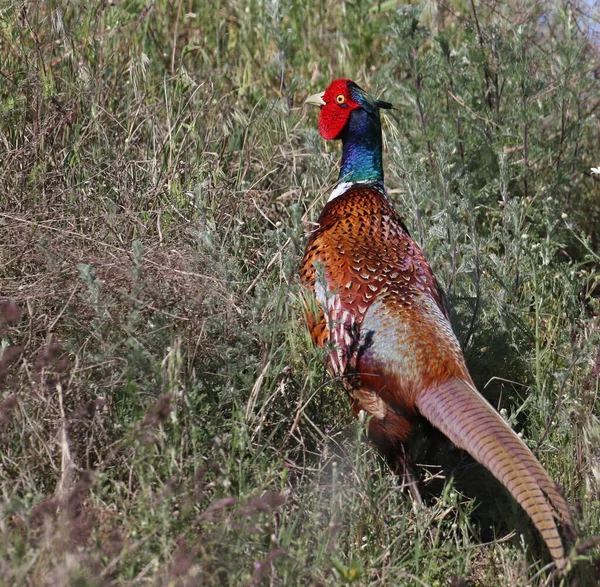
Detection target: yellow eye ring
<box><xmin>336</xmin><ymin>94</ymin><xmax>346</xmax><ymax>104</ymax></box>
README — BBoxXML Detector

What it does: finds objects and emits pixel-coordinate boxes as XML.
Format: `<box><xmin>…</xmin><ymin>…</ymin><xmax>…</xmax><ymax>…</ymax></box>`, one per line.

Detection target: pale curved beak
<box><xmin>305</xmin><ymin>91</ymin><xmax>325</xmax><ymax>107</ymax></box>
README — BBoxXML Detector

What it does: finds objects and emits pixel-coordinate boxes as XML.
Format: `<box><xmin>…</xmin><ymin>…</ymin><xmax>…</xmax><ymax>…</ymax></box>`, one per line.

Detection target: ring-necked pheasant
<box><xmin>301</xmin><ymin>79</ymin><xmax>575</xmax><ymax>571</ymax></box>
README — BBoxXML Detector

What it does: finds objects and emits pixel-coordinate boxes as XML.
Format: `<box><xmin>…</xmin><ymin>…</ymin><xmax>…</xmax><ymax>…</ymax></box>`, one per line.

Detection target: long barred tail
<box><xmin>416</xmin><ymin>377</ymin><xmax>575</xmax><ymax>571</ymax></box>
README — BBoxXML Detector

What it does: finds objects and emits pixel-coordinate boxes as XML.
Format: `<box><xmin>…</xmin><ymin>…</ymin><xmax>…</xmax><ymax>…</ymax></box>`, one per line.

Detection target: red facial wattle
<box><xmin>318</xmin><ymin>79</ymin><xmax>360</xmax><ymax>140</ymax></box>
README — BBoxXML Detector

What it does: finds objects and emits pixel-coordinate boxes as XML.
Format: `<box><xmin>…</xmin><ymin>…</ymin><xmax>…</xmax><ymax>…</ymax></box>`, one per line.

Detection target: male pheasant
<box><xmin>301</xmin><ymin>79</ymin><xmax>575</xmax><ymax>571</ymax></box>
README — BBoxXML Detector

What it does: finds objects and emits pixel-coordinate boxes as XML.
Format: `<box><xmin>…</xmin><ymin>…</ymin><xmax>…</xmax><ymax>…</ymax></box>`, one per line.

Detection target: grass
<box><xmin>1</xmin><ymin>0</ymin><xmax>599</xmax><ymax>584</ymax></box>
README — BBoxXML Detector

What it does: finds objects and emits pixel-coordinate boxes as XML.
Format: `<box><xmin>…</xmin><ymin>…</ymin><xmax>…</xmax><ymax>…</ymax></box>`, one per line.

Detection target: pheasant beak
<box><xmin>305</xmin><ymin>91</ymin><xmax>326</xmax><ymax>107</ymax></box>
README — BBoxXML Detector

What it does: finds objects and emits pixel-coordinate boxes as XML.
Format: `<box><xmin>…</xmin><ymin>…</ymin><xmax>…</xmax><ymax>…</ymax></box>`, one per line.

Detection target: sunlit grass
<box><xmin>1</xmin><ymin>0</ymin><xmax>599</xmax><ymax>584</ymax></box>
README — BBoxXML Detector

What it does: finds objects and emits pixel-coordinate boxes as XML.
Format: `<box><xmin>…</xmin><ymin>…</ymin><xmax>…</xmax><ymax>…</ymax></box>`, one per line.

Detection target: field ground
<box><xmin>1</xmin><ymin>1</ymin><xmax>600</xmax><ymax>585</ymax></box>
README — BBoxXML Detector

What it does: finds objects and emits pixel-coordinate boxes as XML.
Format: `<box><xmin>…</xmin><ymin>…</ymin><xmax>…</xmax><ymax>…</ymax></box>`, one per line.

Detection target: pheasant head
<box><xmin>306</xmin><ymin>79</ymin><xmax>393</xmax><ymax>189</ymax></box>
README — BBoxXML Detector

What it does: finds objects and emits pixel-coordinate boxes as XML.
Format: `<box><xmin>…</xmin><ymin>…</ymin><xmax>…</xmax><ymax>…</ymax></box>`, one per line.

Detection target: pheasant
<box><xmin>301</xmin><ymin>79</ymin><xmax>575</xmax><ymax>571</ymax></box>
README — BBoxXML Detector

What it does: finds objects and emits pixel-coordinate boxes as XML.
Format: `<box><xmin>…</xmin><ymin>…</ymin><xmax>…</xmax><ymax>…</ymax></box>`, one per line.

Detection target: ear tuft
<box><xmin>375</xmin><ymin>99</ymin><xmax>394</xmax><ymax>110</ymax></box>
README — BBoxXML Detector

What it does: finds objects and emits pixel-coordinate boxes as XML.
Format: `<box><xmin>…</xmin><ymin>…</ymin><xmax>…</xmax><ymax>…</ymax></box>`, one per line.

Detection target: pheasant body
<box><xmin>301</xmin><ymin>79</ymin><xmax>575</xmax><ymax>571</ymax></box>
<box><xmin>301</xmin><ymin>186</ymin><xmax>466</xmax><ymax>450</ymax></box>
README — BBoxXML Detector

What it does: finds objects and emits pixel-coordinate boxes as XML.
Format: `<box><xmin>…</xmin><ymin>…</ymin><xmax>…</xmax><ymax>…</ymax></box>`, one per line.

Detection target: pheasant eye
<box><xmin>336</xmin><ymin>94</ymin><xmax>346</xmax><ymax>104</ymax></box>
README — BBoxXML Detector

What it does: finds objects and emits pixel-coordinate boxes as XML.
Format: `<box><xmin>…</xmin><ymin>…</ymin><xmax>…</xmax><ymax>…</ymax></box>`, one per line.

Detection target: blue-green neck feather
<box><xmin>338</xmin><ymin>101</ymin><xmax>384</xmax><ymax>186</ymax></box>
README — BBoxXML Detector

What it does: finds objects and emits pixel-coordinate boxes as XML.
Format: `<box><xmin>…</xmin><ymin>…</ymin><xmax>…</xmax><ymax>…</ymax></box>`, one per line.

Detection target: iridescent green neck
<box><xmin>338</xmin><ymin>107</ymin><xmax>384</xmax><ymax>186</ymax></box>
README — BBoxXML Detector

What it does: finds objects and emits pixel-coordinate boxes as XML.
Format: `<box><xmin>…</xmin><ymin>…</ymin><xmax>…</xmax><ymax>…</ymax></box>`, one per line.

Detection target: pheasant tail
<box><xmin>416</xmin><ymin>378</ymin><xmax>574</xmax><ymax>570</ymax></box>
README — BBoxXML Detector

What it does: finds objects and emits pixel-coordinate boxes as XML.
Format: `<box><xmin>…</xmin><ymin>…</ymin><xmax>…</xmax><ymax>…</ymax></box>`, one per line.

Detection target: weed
<box><xmin>1</xmin><ymin>0</ymin><xmax>599</xmax><ymax>585</ymax></box>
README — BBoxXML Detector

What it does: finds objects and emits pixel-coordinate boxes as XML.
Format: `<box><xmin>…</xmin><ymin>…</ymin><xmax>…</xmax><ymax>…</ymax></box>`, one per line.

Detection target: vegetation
<box><xmin>1</xmin><ymin>0</ymin><xmax>599</xmax><ymax>584</ymax></box>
